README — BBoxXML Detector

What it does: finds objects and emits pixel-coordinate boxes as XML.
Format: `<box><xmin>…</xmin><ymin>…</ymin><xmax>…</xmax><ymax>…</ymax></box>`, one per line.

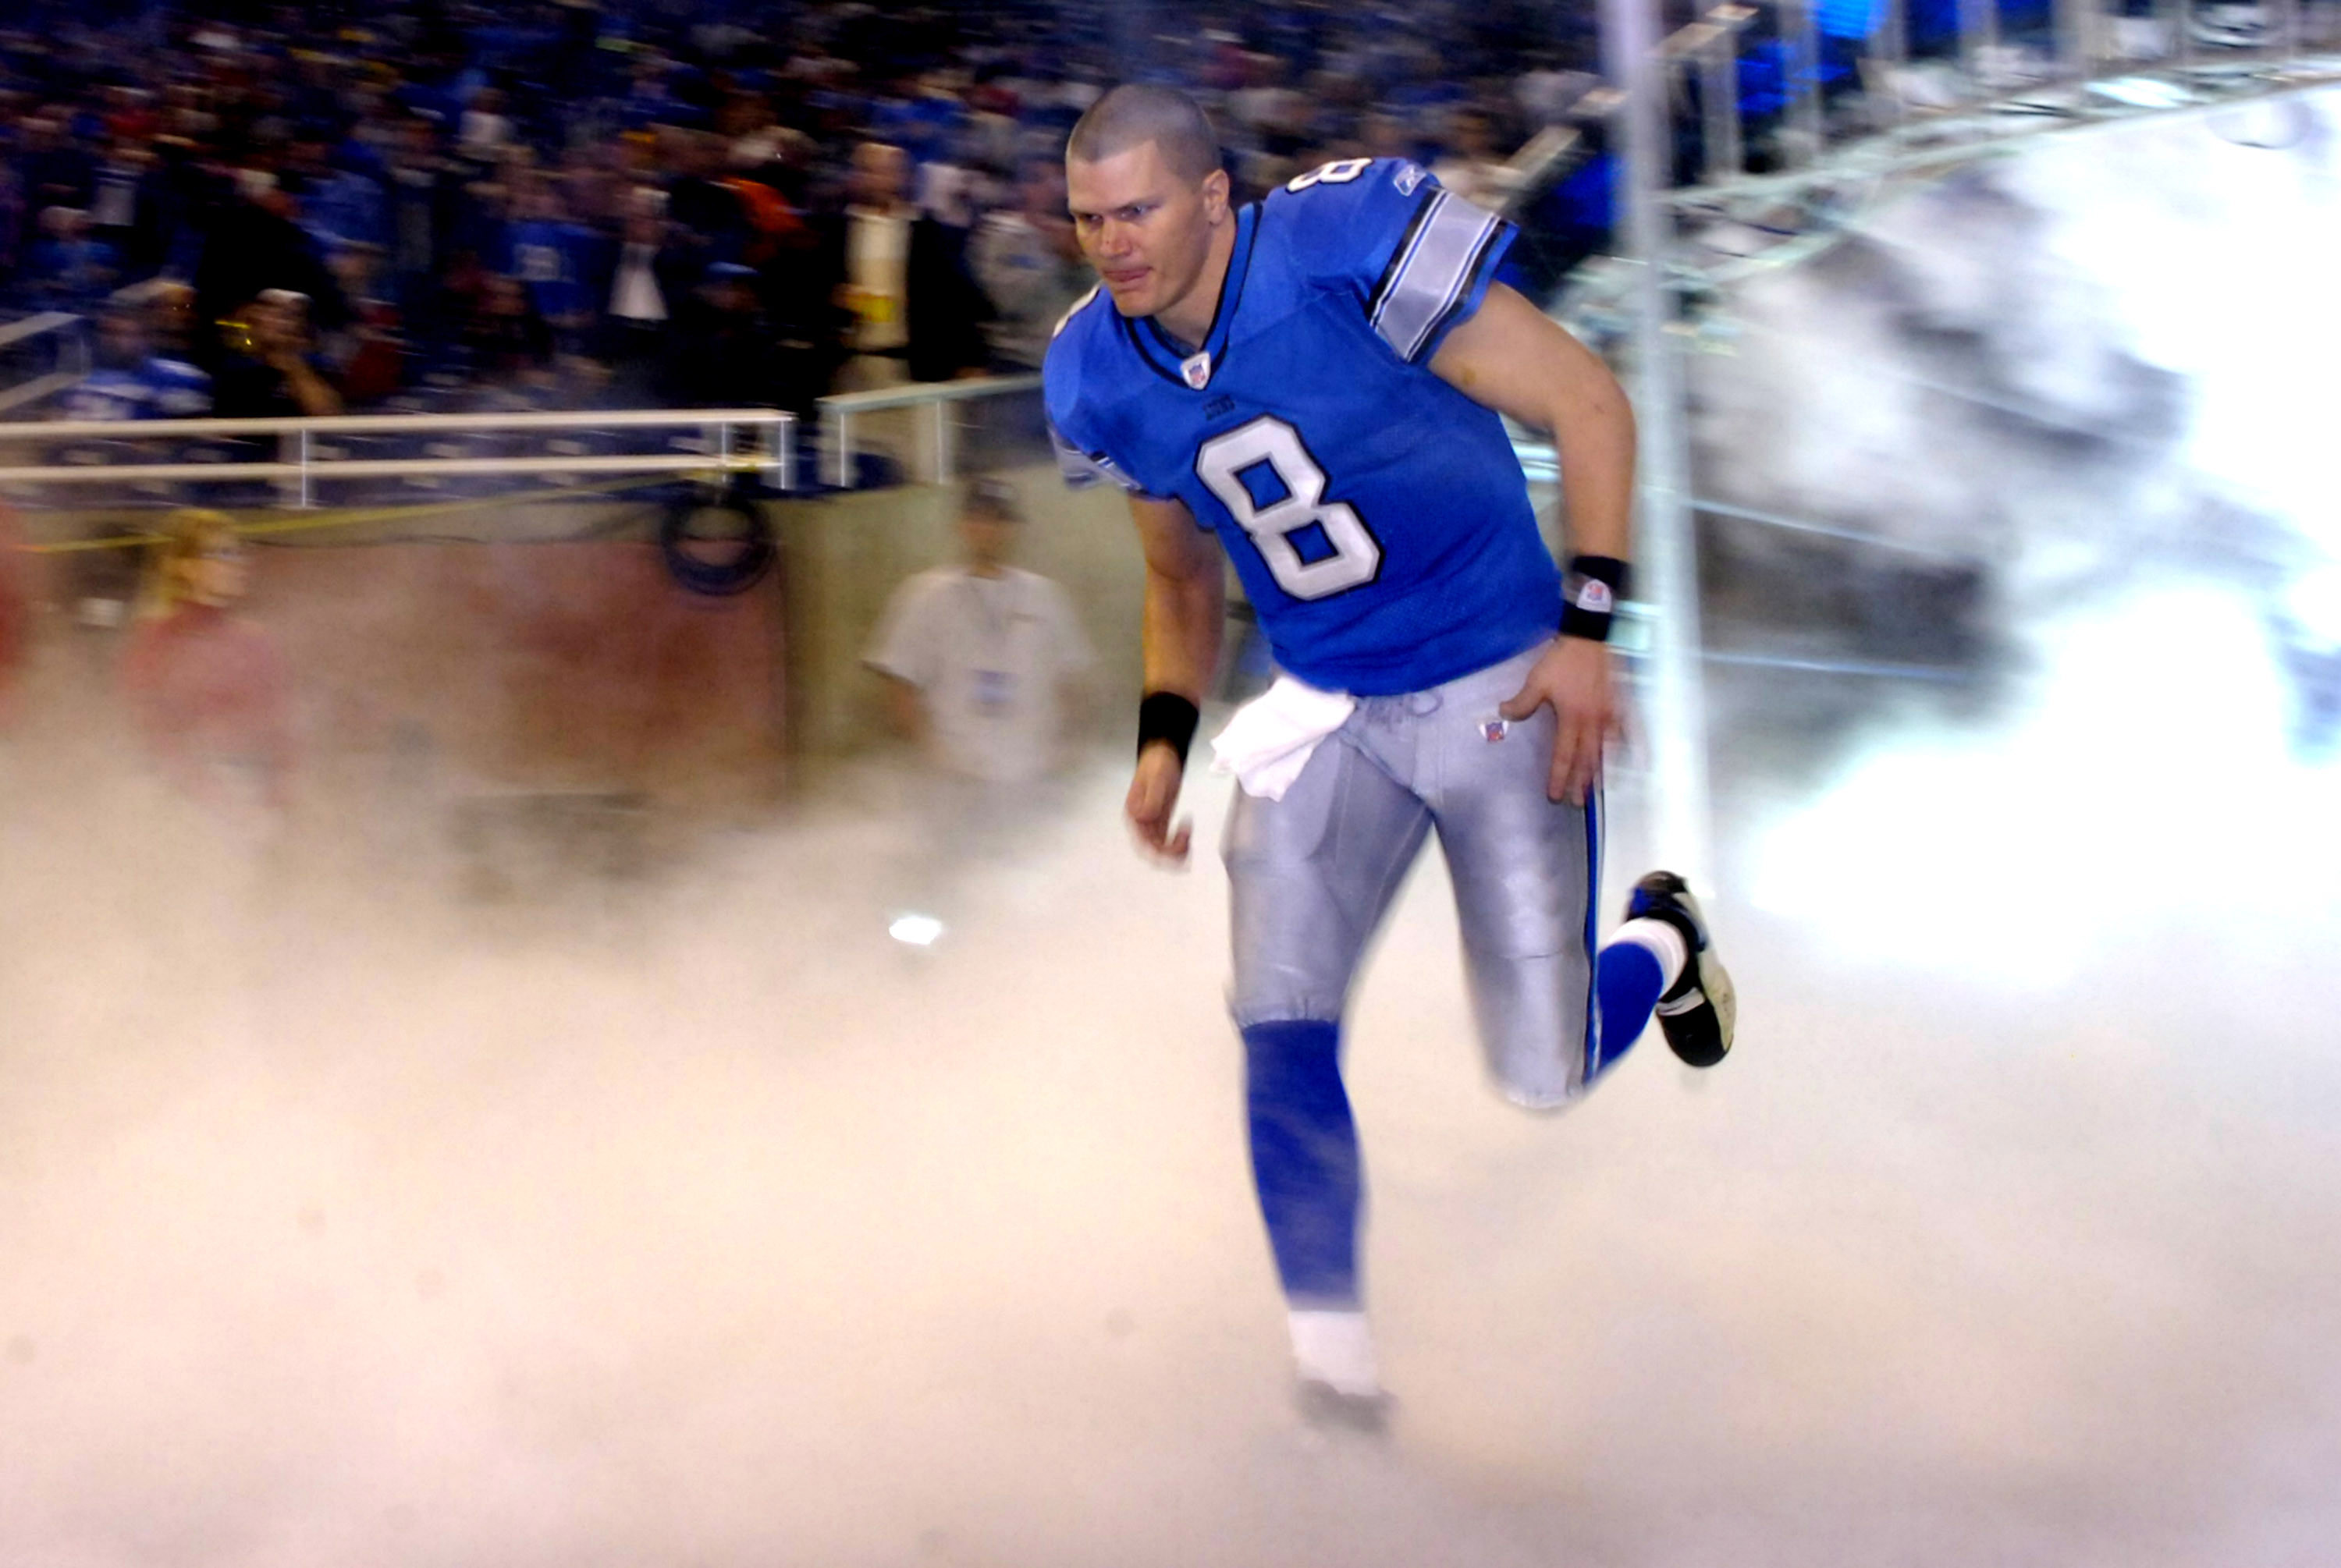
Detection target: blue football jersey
<box><xmin>1044</xmin><ymin>157</ymin><xmax>1561</xmax><ymax>696</ymax></box>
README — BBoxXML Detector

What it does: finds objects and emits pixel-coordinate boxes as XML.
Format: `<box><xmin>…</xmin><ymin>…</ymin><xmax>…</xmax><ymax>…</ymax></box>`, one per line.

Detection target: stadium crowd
<box><xmin>0</xmin><ymin>1</ymin><xmax>1615</xmax><ymax>424</ymax></box>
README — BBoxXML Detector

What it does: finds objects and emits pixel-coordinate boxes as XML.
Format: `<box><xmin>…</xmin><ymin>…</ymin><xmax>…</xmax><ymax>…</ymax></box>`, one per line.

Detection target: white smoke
<box><xmin>1693</xmin><ymin>84</ymin><xmax>2341</xmax><ymax>609</ymax></box>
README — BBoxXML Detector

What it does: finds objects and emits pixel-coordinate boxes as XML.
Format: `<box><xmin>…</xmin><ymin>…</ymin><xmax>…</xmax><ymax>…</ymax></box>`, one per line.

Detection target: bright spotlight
<box><xmin>888</xmin><ymin>913</ymin><xmax>945</xmax><ymax>947</ymax></box>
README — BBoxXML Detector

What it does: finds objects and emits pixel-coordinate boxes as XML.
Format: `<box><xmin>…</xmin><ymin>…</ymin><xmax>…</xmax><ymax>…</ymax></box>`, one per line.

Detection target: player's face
<box><xmin>1066</xmin><ymin>141</ymin><xmax>1229</xmax><ymax>322</ymax></box>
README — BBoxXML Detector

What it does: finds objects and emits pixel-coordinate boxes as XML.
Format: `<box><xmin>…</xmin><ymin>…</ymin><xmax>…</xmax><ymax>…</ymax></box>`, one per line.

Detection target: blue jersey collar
<box><xmin>1125</xmin><ymin>203</ymin><xmax>1259</xmax><ymax>392</ymax></box>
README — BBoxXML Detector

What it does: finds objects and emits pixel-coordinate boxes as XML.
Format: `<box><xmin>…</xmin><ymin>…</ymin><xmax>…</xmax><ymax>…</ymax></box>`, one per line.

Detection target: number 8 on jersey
<box><xmin>1195</xmin><ymin>416</ymin><xmax>1383</xmax><ymax>601</ymax></box>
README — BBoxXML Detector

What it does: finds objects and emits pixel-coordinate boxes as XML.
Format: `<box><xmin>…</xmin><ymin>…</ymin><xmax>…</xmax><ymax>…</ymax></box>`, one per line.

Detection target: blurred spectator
<box><xmin>0</xmin><ymin>0</ymin><xmax>1607</xmax><ymax>422</ymax></box>
<box><xmin>301</xmin><ymin>146</ymin><xmax>391</xmax><ymax>259</ymax></box>
<box><xmin>191</xmin><ymin>172</ymin><xmax>347</xmax><ymax>368</ymax></box>
<box><xmin>383</xmin><ymin>116</ymin><xmax>456</xmax><ymax>350</ymax></box>
<box><xmin>905</xmin><ymin>158</ymin><xmax>993</xmax><ymax>384</ymax></box>
<box><xmin>665</xmin><ymin>261</ymin><xmax>773</xmax><ymax>406</ymax></box>
<box><xmin>754</xmin><ymin>133</ymin><xmax>849</xmax><ymax>419</ymax></box>
<box><xmin>211</xmin><ymin>289</ymin><xmax>341</xmax><ymax>419</ymax></box>
<box><xmin>16</xmin><ymin>110</ymin><xmax>93</xmax><ymax>215</ymax></box>
<box><xmin>506</xmin><ymin>179</ymin><xmax>601</xmax><ymax>357</ymax></box>
<box><xmin>663</xmin><ymin>128</ymin><xmax>743</xmax><ymax>261</ymax></box>
<box><xmin>87</xmin><ymin>142</ymin><xmax>165</xmax><ymax>277</ymax></box>
<box><xmin>971</xmin><ymin>158</ymin><xmax>1087</xmax><ymax>374</ymax></box>
<box><xmin>0</xmin><ymin>158</ymin><xmax>26</xmax><ymax>289</ymax></box>
<box><xmin>61</xmin><ymin>302</ymin><xmax>211</xmax><ymax>422</ymax></box>
<box><xmin>1357</xmin><ymin>112</ymin><xmax>1419</xmax><ymax>165</ymax></box>
<box><xmin>598</xmin><ymin>204</ymin><xmax>687</xmax><ymax>403</ymax></box>
<box><xmin>457</xmin><ymin>87</ymin><xmax>514</xmax><ymax>161</ymax></box>
<box><xmin>1432</xmin><ymin>106</ymin><xmax>1519</xmax><ymax>211</ymax></box>
<box><xmin>463</xmin><ymin>273</ymin><xmax>554</xmax><ymax>389</ymax></box>
<box><xmin>865</xmin><ymin>477</ymin><xmax>1093</xmax><ymax>788</ymax></box>
<box><xmin>147</xmin><ymin>281</ymin><xmax>205</xmax><ymax>371</ymax></box>
<box><xmin>25</xmin><ymin>207</ymin><xmax>118</xmax><ymax>310</ymax></box>
<box><xmin>1515</xmin><ymin>57</ymin><xmax>1599</xmax><ymax>129</ymax></box>
<box><xmin>833</xmin><ymin>138</ymin><xmax>914</xmax><ymax>391</ymax></box>
<box><xmin>322</xmin><ymin>244</ymin><xmax>406</xmax><ymax>406</ymax></box>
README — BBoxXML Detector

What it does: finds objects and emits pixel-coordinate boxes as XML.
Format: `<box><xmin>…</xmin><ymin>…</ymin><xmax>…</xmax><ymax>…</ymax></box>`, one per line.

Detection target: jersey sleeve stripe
<box><xmin>1365</xmin><ymin>189</ymin><xmax>1440</xmax><ymax>325</ymax></box>
<box><xmin>1369</xmin><ymin>191</ymin><xmax>1506</xmax><ymax>363</ymax></box>
<box><xmin>1409</xmin><ymin>210</ymin><xmax>1514</xmax><ymax>364</ymax></box>
<box><xmin>1048</xmin><ymin>419</ymin><xmax>1146</xmax><ymax>492</ymax></box>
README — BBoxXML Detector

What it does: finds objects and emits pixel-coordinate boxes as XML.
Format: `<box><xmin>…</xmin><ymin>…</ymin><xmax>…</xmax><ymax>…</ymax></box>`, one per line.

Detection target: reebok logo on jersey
<box><xmin>1395</xmin><ymin>162</ymin><xmax>1426</xmax><ymax>196</ymax></box>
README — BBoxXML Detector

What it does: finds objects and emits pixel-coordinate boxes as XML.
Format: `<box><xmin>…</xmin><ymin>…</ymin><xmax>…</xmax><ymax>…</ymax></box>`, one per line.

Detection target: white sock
<box><xmin>1288</xmin><ymin>1308</ymin><xmax>1381</xmax><ymax>1397</ymax></box>
<box><xmin>1611</xmin><ymin>917</ymin><xmax>1689</xmax><ymax>992</ymax></box>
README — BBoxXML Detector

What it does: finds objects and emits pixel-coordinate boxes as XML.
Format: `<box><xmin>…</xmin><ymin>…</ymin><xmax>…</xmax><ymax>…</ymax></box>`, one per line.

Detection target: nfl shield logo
<box><xmin>1482</xmin><ymin>719</ymin><xmax>1509</xmax><ymax>743</ymax></box>
<box><xmin>1181</xmin><ymin>351</ymin><xmax>1212</xmax><ymax>389</ymax></box>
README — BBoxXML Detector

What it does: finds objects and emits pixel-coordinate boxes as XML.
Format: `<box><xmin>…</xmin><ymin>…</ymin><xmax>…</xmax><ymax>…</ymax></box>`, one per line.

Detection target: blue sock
<box><xmin>1242</xmin><ymin>1020</ymin><xmax>1362</xmax><ymax>1306</ymax></box>
<box><xmin>1590</xmin><ymin>939</ymin><xmax>1667</xmax><ymax>1080</ymax></box>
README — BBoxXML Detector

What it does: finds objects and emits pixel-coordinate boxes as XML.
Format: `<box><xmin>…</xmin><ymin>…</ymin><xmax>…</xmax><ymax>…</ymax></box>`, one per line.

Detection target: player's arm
<box><xmin>1128</xmin><ymin>492</ymin><xmax>1224</xmax><ymax>864</ymax></box>
<box><xmin>1429</xmin><ymin>282</ymin><xmax>1635</xmax><ymax>806</ymax></box>
<box><xmin>1430</xmin><ymin>282</ymin><xmax>1634</xmax><ymax>562</ymax></box>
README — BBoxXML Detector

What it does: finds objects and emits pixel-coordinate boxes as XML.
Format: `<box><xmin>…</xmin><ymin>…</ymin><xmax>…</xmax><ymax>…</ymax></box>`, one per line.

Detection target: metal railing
<box><xmin>1642</xmin><ymin>0</ymin><xmax>2341</xmax><ymax>211</ymax></box>
<box><xmin>820</xmin><ymin>373</ymin><xmax>1043</xmax><ymax>489</ymax></box>
<box><xmin>0</xmin><ymin>371</ymin><xmax>1059</xmax><ymax>503</ymax></box>
<box><xmin>1585</xmin><ymin>0</ymin><xmax>2341</xmax><ymax>882</ymax></box>
<box><xmin>0</xmin><ymin>312</ymin><xmax>92</xmax><ymax>417</ymax></box>
<box><xmin>0</xmin><ymin>409</ymin><xmax>794</xmax><ymax>505</ymax></box>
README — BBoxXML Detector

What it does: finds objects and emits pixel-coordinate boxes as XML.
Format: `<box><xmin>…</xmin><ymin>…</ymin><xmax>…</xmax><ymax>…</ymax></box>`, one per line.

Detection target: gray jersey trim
<box><xmin>1048</xmin><ymin>420</ymin><xmax>1143</xmax><ymax>492</ymax></box>
<box><xmin>1367</xmin><ymin>190</ymin><xmax>1506</xmax><ymax>364</ymax></box>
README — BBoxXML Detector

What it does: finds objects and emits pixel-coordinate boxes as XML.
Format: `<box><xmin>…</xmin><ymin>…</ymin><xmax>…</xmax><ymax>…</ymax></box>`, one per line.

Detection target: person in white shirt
<box><xmin>457</xmin><ymin>88</ymin><xmax>513</xmax><ymax>159</ymax></box>
<box><xmin>867</xmin><ymin>477</ymin><xmax>1092</xmax><ymax>785</ymax></box>
<box><xmin>865</xmin><ymin>478</ymin><xmax>1095</xmax><ymax>928</ymax></box>
<box><xmin>607</xmin><ymin>208</ymin><xmax>671</xmax><ymax>326</ymax></box>
<box><xmin>838</xmin><ymin>140</ymin><xmax>913</xmax><ymax>386</ymax></box>
<box><xmin>601</xmin><ymin>205</ymin><xmax>675</xmax><ymax>399</ymax></box>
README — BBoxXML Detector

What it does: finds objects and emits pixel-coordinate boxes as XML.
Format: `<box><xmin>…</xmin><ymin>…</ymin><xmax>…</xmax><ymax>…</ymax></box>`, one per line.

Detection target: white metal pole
<box><xmin>1782</xmin><ymin>0</ymin><xmax>1825</xmax><ymax>163</ymax></box>
<box><xmin>1703</xmin><ymin>34</ymin><xmax>1745</xmax><ymax>182</ymax></box>
<box><xmin>279</xmin><ymin>429</ymin><xmax>301</xmax><ymax>510</ymax></box>
<box><xmin>1603</xmin><ymin>0</ymin><xmax>1715</xmax><ymax>887</ymax></box>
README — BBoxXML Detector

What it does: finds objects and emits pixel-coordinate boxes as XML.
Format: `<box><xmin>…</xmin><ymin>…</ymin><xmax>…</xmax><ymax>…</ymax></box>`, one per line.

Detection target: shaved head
<box><xmin>1067</xmin><ymin>84</ymin><xmax>1221</xmax><ymax>183</ymax></box>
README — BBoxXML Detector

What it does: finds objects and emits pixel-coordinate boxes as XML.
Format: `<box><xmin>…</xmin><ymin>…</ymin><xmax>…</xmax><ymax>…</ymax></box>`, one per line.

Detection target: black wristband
<box><xmin>1137</xmin><ymin>690</ymin><xmax>1201</xmax><ymax>766</ymax></box>
<box><xmin>1560</xmin><ymin>554</ymin><xmax>1630</xmax><ymax>643</ymax></box>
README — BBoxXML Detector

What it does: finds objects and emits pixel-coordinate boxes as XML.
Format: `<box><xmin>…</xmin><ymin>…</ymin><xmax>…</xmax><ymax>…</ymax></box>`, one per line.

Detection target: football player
<box><xmin>1044</xmin><ymin>86</ymin><xmax>1737</xmax><ymax>1425</ymax></box>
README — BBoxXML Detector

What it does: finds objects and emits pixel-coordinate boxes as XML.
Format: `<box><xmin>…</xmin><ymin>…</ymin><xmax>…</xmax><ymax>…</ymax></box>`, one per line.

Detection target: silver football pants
<box><xmin>1222</xmin><ymin>640</ymin><xmax>1604</xmax><ymax>1109</ymax></box>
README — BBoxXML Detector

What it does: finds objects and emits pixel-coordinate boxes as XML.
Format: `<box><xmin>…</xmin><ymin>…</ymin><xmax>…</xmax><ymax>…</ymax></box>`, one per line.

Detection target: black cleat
<box><xmin>1625</xmin><ymin>871</ymin><xmax>1736</xmax><ymax>1067</ymax></box>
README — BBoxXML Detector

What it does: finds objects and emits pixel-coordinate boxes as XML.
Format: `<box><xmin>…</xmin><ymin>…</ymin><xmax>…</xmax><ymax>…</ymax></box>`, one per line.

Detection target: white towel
<box><xmin>1208</xmin><ymin>676</ymin><xmax>1356</xmax><ymax>800</ymax></box>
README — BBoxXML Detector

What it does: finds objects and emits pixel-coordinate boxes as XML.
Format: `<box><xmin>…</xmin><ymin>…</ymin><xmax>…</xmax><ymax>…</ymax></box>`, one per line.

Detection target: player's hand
<box><xmin>1125</xmin><ymin>742</ymin><xmax>1192</xmax><ymax>866</ymax></box>
<box><xmin>1499</xmin><ymin>637</ymin><xmax>1621</xmax><ymax>807</ymax></box>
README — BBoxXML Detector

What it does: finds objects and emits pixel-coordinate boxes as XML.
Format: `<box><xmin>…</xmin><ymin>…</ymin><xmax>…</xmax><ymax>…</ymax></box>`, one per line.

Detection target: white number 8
<box><xmin>1195</xmin><ymin>416</ymin><xmax>1382</xmax><ymax>601</ymax></box>
<box><xmin>1286</xmin><ymin>158</ymin><xmax>1373</xmax><ymax>192</ymax></box>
